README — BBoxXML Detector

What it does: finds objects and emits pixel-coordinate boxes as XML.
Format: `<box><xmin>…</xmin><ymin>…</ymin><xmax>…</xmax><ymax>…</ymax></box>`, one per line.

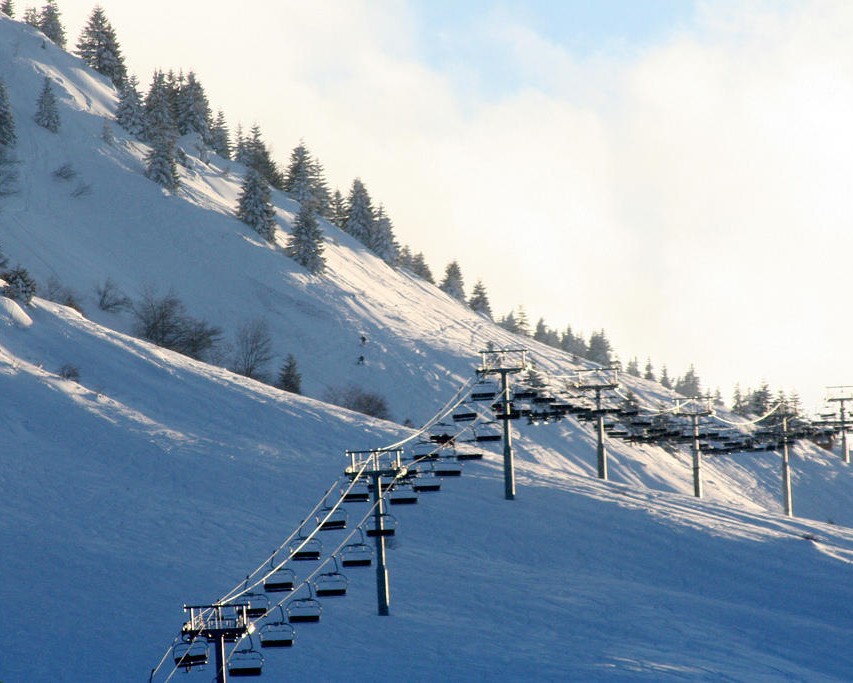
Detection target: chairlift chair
<box><xmin>365</xmin><ymin>512</ymin><xmax>398</xmax><ymax>537</ymax></box>
<box><xmin>341</xmin><ymin>536</ymin><xmax>374</xmax><ymax>567</ymax></box>
<box><xmin>314</xmin><ymin>570</ymin><xmax>348</xmax><ymax>597</ymax></box>
<box><xmin>474</xmin><ymin>422</ymin><xmax>502</xmax><ymax>442</ymax></box>
<box><xmin>470</xmin><ymin>380</ymin><xmax>499</xmax><ymax>402</ymax></box>
<box><xmin>235</xmin><ymin>592</ymin><xmax>270</xmax><ymax>619</ymax></box>
<box><xmin>289</xmin><ymin>535</ymin><xmax>322</xmax><ymax>562</ymax></box>
<box><xmin>173</xmin><ymin>640</ymin><xmax>208</xmax><ymax>671</ymax></box>
<box><xmin>317</xmin><ymin>505</ymin><xmax>348</xmax><ymax>531</ymax></box>
<box><xmin>342</xmin><ymin>480</ymin><xmax>370</xmax><ymax>503</ymax></box>
<box><xmin>259</xmin><ymin>618</ymin><xmax>296</xmax><ymax>648</ymax></box>
<box><xmin>287</xmin><ymin>596</ymin><xmax>323</xmax><ymax>623</ymax></box>
<box><xmin>389</xmin><ymin>482</ymin><xmax>419</xmax><ymax>505</ymax></box>
<box><xmin>432</xmin><ymin>460</ymin><xmax>463</xmax><ymax>477</ymax></box>
<box><xmin>228</xmin><ymin>647</ymin><xmax>264</xmax><ymax>677</ymax></box>
<box><xmin>429</xmin><ymin>422</ymin><xmax>456</xmax><ymax>444</ymax></box>
<box><xmin>411</xmin><ymin>440</ymin><xmax>440</xmax><ymax>460</ymax></box>
<box><xmin>264</xmin><ymin>565</ymin><xmax>296</xmax><ymax>593</ymax></box>
<box><xmin>452</xmin><ymin>404</ymin><xmax>478</xmax><ymax>422</ymax></box>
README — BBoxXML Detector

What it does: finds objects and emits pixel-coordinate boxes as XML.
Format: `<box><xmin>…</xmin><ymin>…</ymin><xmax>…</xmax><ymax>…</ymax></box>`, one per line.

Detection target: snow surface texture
<box><xmin>2</xmin><ymin>14</ymin><xmax>853</xmax><ymax>682</ymax></box>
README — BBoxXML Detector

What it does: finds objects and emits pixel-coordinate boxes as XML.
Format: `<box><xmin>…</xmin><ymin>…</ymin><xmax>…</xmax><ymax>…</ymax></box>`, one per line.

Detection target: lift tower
<box><xmin>572</xmin><ymin>367</ymin><xmax>620</xmax><ymax>480</ymax></box>
<box><xmin>180</xmin><ymin>603</ymin><xmax>252</xmax><ymax>683</ymax></box>
<box><xmin>674</xmin><ymin>397</ymin><xmax>713</xmax><ymax>498</ymax></box>
<box><xmin>477</xmin><ymin>348</ymin><xmax>529</xmax><ymax>500</ymax></box>
<box><xmin>826</xmin><ymin>386</ymin><xmax>853</xmax><ymax>464</ymax></box>
<box><xmin>346</xmin><ymin>448</ymin><xmax>405</xmax><ymax>615</ymax></box>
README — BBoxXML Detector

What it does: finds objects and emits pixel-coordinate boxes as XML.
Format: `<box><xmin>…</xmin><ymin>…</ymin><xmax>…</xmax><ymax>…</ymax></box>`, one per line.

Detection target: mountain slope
<box><xmin>3</xmin><ymin>14</ymin><xmax>853</xmax><ymax>682</ymax></box>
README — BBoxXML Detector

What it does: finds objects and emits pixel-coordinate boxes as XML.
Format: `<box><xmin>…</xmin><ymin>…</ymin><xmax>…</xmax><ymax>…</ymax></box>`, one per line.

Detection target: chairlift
<box><xmin>429</xmin><ymin>422</ymin><xmax>456</xmax><ymax>444</ymax></box>
<box><xmin>455</xmin><ymin>450</ymin><xmax>484</xmax><ymax>461</ymax></box>
<box><xmin>259</xmin><ymin>617</ymin><xmax>296</xmax><ymax>649</ymax></box>
<box><xmin>289</xmin><ymin>535</ymin><xmax>322</xmax><ymax>562</ymax></box>
<box><xmin>452</xmin><ymin>404</ymin><xmax>478</xmax><ymax>422</ymax></box>
<box><xmin>470</xmin><ymin>380</ymin><xmax>499</xmax><ymax>402</ymax></box>
<box><xmin>341</xmin><ymin>533</ymin><xmax>374</xmax><ymax>567</ymax></box>
<box><xmin>412</xmin><ymin>475</ymin><xmax>442</xmax><ymax>493</ymax></box>
<box><xmin>512</xmin><ymin>386</ymin><xmax>538</xmax><ymax>400</ymax></box>
<box><xmin>314</xmin><ymin>568</ymin><xmax>348</xmax><ymax>597</ymax></box>
<box><xmin>411</xmin><ymin>440</ymin><xmax>440</xmax><ymax>460</ymax></box>
<box><xmin>264</xmin><ymin>564</ymin><xmax>296</xmax><ymax>593</ymax></box>
<box><xmin>317</xmin><ymin>505</ymin><xmax>348</xmax><ymax>531</ymax></box>
<box><xmin>342</xmin><ymin>480</ymin><xmax>370</xmax><ymax>503</ymax></box>
<box><xmin>433</xmin><ymin>460</ymin><xmax>463</xmax><ymax>477</ymax></box>
<box><xmin>474</xmin><ymin>421</ymin><xmax>502</xmax><ymax>442</ymax></box>
<box><xmin>228</xmin><ymin>645</ymin><xmax>264</xmax><ymax>677</ymax></box>
<box><xmin>365</xmin><ymin>512</ymin><xmax>398</xmax><ymax>537</ymax></box>
<box><xmin>287</xmin><ymin>596</ymin><xmax>323</xmax><ymax>623</ymax></box>
<box><xmin>173</xmin><ymin>640</ymin><xmax>208</xmax><ymax>671</ymax></box>
<box><xmin>389</xmin><ymin>481</ymin><xmax>419</xmax><ymax>505</ymax></box>
<box><xmin>235</xmin><ymin>592</ymin><xmax>270</xmax><ymax>619</ymax></box>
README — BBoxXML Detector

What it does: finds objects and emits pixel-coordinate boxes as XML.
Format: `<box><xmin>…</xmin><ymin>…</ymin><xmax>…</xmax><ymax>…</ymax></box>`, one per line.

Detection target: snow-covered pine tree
<box><xmin>1</xmin><ymin>1</ymin><xmax>14</xmax><ymax>17</ymax></box>
<box><xmin>115</xmin><ymin>75</ymin><xmax>144</xmax><ymax>136</ymax></box>
<box><xmin>439</xmin><ymin>261</ymin><xmax>465</xmax><ymax>301</ymax></box>
<box><xmin>33</xmin><ymin>76</ymin><xmax>60</xmax><ymax>132</ymax></box>
<box><xmin>276</xmin><ymin>354</ymin><xmax>301</xmax><ymax>394</ymax></box>
<box><xmin>38</xmin><ymin>0</ymin><xmax>65</xmax><ymax>48</ymax></box>
<box><xmin>343</xmin><ymin>178</ymin><xmax>374</xmax><ymax>245</ymax></box>
<box><xmin>397</xmin><ymin>245</ymin><xmax>413</xmax><ymax>270</ymax></box>
<box><xmin>243</xmin><ymin>124</ymin><xmax>284</xmax><ymax>189</ymax></box>
<box><xmin>330</xmin><ymin>189</ymin><xmax>346</xmax><ymax>227</ymax></box>
<box><xmin>286</xmin><ymin>203</ymin><xmax>325</xmax><ymax>274</ymax></box>
<box><xmin>515</xmin><ymin>305</ymin><xmax>530</xmax><ymax>336</ymax></box>
<box><xmin>0</xmin><ymin>145</ymin><xmax>19</xmax><ymax>197</ymax></box>
<box><xmin>310</xmin><ymin>159</ymin><xmax>332</xmax><ymax>216</ymax></box>
<box><xmin>369</xmin><ymin>204</ymin><xmax>399</xmax><ymax>264</ymax></box>
<box><xmin>498</xmin><ymin>310</ymin><xmax>518</xmax><ymax>334</ymax></box>
<box><xmin>209</xmin><ymin>109</ymin><xmax>230</xmax><ymax>159</ymax></box>
<box><xmin>175</xmin><ymin>71</ymin><xmax>211</xmax><ymax>142</ymax></box>
<box><xmin>674</xmin><ymin>364</ymin><xmax>701</xmax><ymax>398</ymax></box>
<box><xmin>0</xmin><ymin>78</ymin><xmax>16</xmax><ymax>148</ymax></box>
<box><xmin>410</xmin><ymin>252</ymin><xmax>434</xmax><ymax>283</ymax></box>
<box><xmin>232</xmin><ymin>124</ymin><xmax>247</xmax><ymax>164</ymax></box>
<box><xmin>144</xmin><ymin>134</ymin><xmax>180</xmax><ymax>190</ymax></box>
<box><xmin>587</xmin><ymin>330</ymin><xmax>613</xmax><ymax>365</ymax></box>
<box><xmin>468</xmin><ymin>280</ymin><xmax>492</xmax><ymax>319</ymax></box>
<box><xmin>143</xmin><ymin>70</ymin><xmax>177</xmax><ymax>143</ymax></box>
<box><xmin>236</xmin><ymin>168</ymin><xmax>276</xmax><ymax>241</ymax></box>
<box><xmin>625</xmin><ymin>357</ymin><xmax>640</xmax><ymax>377</ymax></box>
<box><xmin>283</xmin><ymin>141</ymin><xmax>313</xmax><ymax>204</ymax></box>
<box><xmin>659</xmin><ymin>366</ymin><xmax>672</xmax><ymax>389</ymax></box>
<box><xmin>644</xmin><ymin>359</ymin><xmax>656</xmax><ymax>381</ymax></box>
<box><xmin>75</xmin><ymin>6</ymin><xmax>126</xmax><ymax>87</ymax></box>
<box><xmin>23</xmin><ymin>7</ymin><xmax>37</xmax><ymax>26</ymax></box>
<box><xmin>3</xmin><ymin>265</ymin><xmax>37</xmax><ymax>304</ymax></box>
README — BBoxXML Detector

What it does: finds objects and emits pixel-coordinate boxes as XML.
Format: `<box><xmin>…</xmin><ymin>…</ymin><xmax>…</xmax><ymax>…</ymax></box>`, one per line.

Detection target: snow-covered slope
<box><xmin>4</xmin><ymin>14</ymin><xmax>853</xmax><ymax>681</ymax></box>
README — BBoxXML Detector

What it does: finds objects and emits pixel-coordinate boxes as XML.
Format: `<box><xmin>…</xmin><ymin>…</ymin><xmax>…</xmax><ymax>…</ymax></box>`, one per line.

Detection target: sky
<box><xmin>48</xmin><ymin>0</ymin><xmax>853</xmax><ymax>412</ymax></box>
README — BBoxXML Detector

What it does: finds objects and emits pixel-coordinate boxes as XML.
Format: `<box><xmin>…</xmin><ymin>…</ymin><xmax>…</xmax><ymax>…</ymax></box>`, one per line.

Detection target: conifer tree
<box><xmin>310</xmin><ymin>159</ymin><xmax>332</xmax><ymax>216</ymax></box>
<box><xmin>398</xmin><ymin>245</ymin><xmax>413</xmax><ymax>270</ymax></box>
<box><xmin>38</xmin><ymin>0</ymin><xmax>65</xmax><ymax>48</ymax></box>
<box><xmin>369</xmin><ymin>204</ymin><xmax>399</xmax><ymax>264</ymax></box>
<box><xmin>0</xmin><ymin>78</ymin><xmax>16</xmax><ymax>148</ymax></box>
<box><xmin>626</xmin><ymin>357</ymin><xmax>640</xmax><ymax>377</ymax></box>
<box><xmin>330</xmin><ymin>189</ymin><xmax>346</xmax><ymax>227</ymax></box>
<box><xmin>498</xmin><ymin>310</ymin><xmax>519</xmax><ymax>334</ymax></box>
<box><xmin>276</xmin><ymin>354</ymin><xmax>301</xmax><ymax>394</ymax></box>
<box><xmin>76</xmin><ymin>6</ymin><xmax>126</xmax><ymax>87</ymax></box>
<box><xmin>143</xmin><ymin>70</ymin><xmax>177</xmax><ymax>142</ymax></box>
<box><xmin>560</xmin><ymin>325</ymin><xmax>587</xmax><ymax>358</ymax></box>
<box><xmin>284</xmin><ymin>140</ymin><xmax>312</xmax><ymax>204</ymax></box>
<box><xmin>410</xmin><ymin>252</ymin><xmax>434</xmax><ymax>283</ymax></box>
<box><xmin>587</xmin><ymin>330</ymin><xmax>612</xmax><ymax>365</ymax></box>
<box><xmin>286</xmin><ymin>203</ymin><xmax>325</xmax><ymax>274</ymax></box>
<box><xmin>243</xmin><ymin>124</ymin><xmax>284</xmax><ymax>189</ymax></box>
<box><xmin>209</xmin><ymin>109</ymin><xmax>230</xmax><ymax>158</ymax></box>
<box><xmin>468</xmin><ymin>280</ymin><xmax>492</xmax><ymax>319</ymax></box>
<box><xmin>175</xmin><ymin>71</ymin><xmax>211</xmax><ymax>142</ymax></box>
<box><xmin>3</xmin><ymin>265</ymin><xmax>37</xmax><ymax>303</ymax></box>
<box><xmin>236</xmin><ymin>168</ymin><xmax>276</xmax><ymax>240</ymax></box>
<box><xmin>343</xmin><ymin>178</ymin><xmax>374</xmax><ymax>244</ymax></box>
<box><xmin>1</xmin><ymin>1</ymin><xmax>14</xmax><ymax>17</ymax></box>
<box><xmin>33</xmin><ymin>76</ymin><xmax>60</xmax><ymax>132</ymax></box>
<box><xmin>674</xmin><ymin>364</ymin><xmax>701</xmax><ymax>398</ymax></box>
<box><xmin>23</xmin><ymin>6</ymin><xmax>37</xmax><ymax>25</ymax></box>
<box><xmin>115</xmin><ymin>75</ymin><xmax>144</xmax><ymax>136</ymax></box>
<box><xmin>233</xmin><ymin>123</ymin><xmax>247</xmax><ymax>164</ymax></box>
<box><xmin>515</xmin><ymin>306</ymin><xmax>530</xmax><ymax>336</ymax></box>
<box><xmin>643</xmin><ymin>359</ymin><xmax>655</xmax><ymax>381</ymax></box>
<box><xmin>439</xmin><ymin>261</ymin><xmax>465</xmax><ymax>301</ymax></box>
<box><xmin>144</xmin><ymin>135</ymin><xmax>180</xmax><ymax>190</ymax></box>
<box><xmin>659</xmin><ymin>366</ymin><xmax>672</xmax><ymax>390</ymax></box>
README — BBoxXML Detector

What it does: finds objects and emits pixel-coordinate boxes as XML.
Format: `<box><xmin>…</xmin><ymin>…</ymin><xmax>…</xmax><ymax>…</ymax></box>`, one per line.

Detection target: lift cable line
<box><xmin>152</xmin><ymin>350</ymin><xmax>852</xmax><ymax>681</ymax></box>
